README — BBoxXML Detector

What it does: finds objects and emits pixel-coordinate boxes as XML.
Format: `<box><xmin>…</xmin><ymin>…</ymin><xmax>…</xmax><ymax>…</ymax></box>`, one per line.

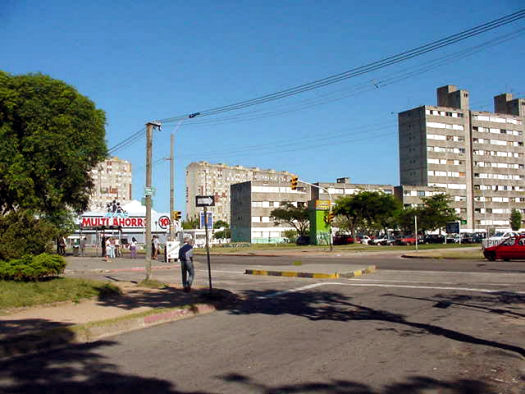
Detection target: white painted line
<box><xmin>258</xmin><ymin>282</ymin><xmax>525</xmax><ymax>299</ymax></box>
<box><xmin>346</xmin><ymin>278</ymin><xmax>518</xmax><ymax>286</ymax></box>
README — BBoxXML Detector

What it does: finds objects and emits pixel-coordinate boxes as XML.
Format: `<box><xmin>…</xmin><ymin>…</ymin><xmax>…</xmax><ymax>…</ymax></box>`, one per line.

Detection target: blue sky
<box><xmin>1</xmin><ymin>1</ymin><xmax>523</xmax><ymax>215</ymax></box>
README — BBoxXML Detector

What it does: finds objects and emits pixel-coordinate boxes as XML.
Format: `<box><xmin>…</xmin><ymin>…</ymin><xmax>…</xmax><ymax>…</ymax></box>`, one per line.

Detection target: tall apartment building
<box><xmin>186</xmin><ymin>161</ymin><xmax>296</xmax><ymax>223</ymax></box>
<box><xmin>231</xmin><ymin>181</ymin><xmax>310</xmax><ymax>243</ymax></box>
<box><xmin>399</xmin><ymin>85</ymin><xmax>524</xmax><ymax>230</ymax></box>
<box><xmin>311</xmin><ymin>177</ymin><xmax>395</xmax><ymax>203</ymax></box>
<box><xmin>88</xmin><ymin>157</ymin><xmax>133</xmax><ymax>212</ymax></box>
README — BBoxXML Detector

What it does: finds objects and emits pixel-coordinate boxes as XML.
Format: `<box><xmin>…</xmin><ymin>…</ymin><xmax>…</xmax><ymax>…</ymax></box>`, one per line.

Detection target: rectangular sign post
<box><xmin>203</xmin><ymin>205</ymin><xmax>212</xmax><ymax>294</ymax></box>
<box><xmin>195</xmin><ymin>195</ymin><xmax>215</xmax><ymax>294</ymax></box>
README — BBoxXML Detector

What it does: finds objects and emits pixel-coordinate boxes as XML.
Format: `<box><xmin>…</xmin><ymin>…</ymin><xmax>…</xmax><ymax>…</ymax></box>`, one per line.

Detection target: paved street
<box><xmin>2</xmin><ymin>253</ymin><xmax>523</xmax><ymax>393</ymax></box>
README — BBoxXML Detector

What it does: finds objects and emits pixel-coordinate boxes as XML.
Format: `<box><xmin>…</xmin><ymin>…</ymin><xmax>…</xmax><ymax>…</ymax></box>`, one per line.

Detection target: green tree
<box><xmin>510</xmin><ymin>209</ymin><xmax>522</xmax><ymax>231</ymax></box>
<box><xmin>182</xmin><ymin>216</ymin><xmax>199</xmax><ymax>229</ymax></box>
<box><xmin>0</xmin><ymin>71</ymin><xmax>107</xmax><ymax>216</ymax></box>
<box><xmin>396</xmin><ymin>206</ymin><xmax>423</xmax><ymax>234</ymax></box>
<box><xmin>282</xmin><ymin>229</ymin><xmax>298</xmax><ymax>243</ymax></box>
<box><xmin>419</xmin><ymin>194</ymin><xmax>458</xmax><ymax>232</ymax></box>
<box><xmin>270</xmin><ymin>203</ymin><xmax>309</xmax><ymax>237</ymax></box>
<box><xmin>213</xmin><ymin>220</ymin><xmax>229</xmax><ymax>229</ymax></box>
<box><xmin>333</xmin><ymin>191</ymin><xmax>400</xmax><ymax>238</ymax></box>
<box><xmin>213</xmin><ymin>228</ymin><xmax>231</xmax><ymax>239</ymax></box>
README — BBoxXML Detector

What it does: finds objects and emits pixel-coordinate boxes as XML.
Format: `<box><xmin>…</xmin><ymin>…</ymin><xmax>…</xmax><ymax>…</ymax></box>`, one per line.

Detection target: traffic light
<box><xmin>290</xmin><ymin>176</ymin><xmax>298</xmax><ymax>190</ymax></box>
<box><xmin>172</xmin><ymin>211</ymin><xmax>182</xmax><ymax>221</ymax></box>
<box><xmin>325</xmin><ymin>212</ymin><xmax>334</xmax><ymax>223</ymax></box>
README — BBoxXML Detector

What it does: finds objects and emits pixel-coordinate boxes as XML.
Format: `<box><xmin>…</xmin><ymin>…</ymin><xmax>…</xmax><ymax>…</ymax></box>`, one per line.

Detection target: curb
<box><xmin>0</xmin><ymin>303</ymin><xmax>216</xmax><ymax>361</ymax></box>
<box><xmin>245</xmin><ymin>265</ymin><xmax>376</xmax><ymax>279</ymax></box>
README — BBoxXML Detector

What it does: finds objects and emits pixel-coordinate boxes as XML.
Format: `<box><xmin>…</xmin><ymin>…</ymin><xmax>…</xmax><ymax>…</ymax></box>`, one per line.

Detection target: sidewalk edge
<box><xmin>0</xmin><ymin>303</ymin><xmax>216</xmax><ymax>361</ymax></box>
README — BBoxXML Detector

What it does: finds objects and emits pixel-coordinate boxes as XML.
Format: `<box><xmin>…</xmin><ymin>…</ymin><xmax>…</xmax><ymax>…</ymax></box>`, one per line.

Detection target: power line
<box><xmin>108</xmin><ymin>10</ymin><xmax>524</xmax><ymax>154</ymax></box>
<box><xmin>159</xmin><ymin>9</ymin><xmax>524</xmax><ymax>123</ymax></box>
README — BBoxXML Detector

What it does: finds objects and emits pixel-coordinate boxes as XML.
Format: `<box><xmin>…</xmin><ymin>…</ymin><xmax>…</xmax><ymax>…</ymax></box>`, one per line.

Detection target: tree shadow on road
<box><xmin>218</xmin><ymin>372</ymin><xmax>495</xmax><ymax>393</ymax></box>
<box><xmin>387</xmin><ymin>291</ymin><xmax>525</xmax><ymax>318</ymax></box>
<box><xmin>226</xmin><ymin>288</ymin><xmax>525</xmax><ymax>358</ymax></box>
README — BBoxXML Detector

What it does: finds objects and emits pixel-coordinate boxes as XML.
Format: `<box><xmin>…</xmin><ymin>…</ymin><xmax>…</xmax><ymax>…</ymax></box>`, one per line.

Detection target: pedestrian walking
<box><xmin>80</xmin><ymin>237</ymin><xmax>87</xmax><ymax>256</ymax></box>
<box><xmin>115</xmin><ymin>237</ymin><xmax>121</xmax><ymax>257</ymax></box>
<box><xmin>130</xmin><ymin>237</ymin><xmax>137</xmax><ymax>259</ymax></box>
<box><xmin>179</xmin><ymin>236</ymin><xmax>194</xmax><ymax>292</ymax></box>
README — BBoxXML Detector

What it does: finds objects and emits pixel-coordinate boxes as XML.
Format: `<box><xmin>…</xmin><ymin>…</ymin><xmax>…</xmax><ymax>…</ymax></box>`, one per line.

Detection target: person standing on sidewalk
<box><xmin>178</xmin><ymin>237</ymin><xmax>194</xmax><ymax>292</ymax></box>
<box><xmin>129</xmin><ymin>237</ymin><xmax>137</xmax><ymax>259</ymax></box>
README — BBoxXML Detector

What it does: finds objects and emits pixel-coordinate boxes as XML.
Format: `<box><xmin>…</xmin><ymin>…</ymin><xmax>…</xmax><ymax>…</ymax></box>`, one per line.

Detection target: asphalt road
<box><xmin>2</xmin><ymin>253</ymin><xmax>523</xmax><ymax>393</ymax></box>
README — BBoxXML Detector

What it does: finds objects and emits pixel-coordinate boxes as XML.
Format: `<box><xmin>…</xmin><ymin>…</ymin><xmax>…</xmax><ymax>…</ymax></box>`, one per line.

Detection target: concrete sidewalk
<box><xmin>0</xmin><ymin>283</ymin><xmax>233</xmax><ymax>361</ymax></box>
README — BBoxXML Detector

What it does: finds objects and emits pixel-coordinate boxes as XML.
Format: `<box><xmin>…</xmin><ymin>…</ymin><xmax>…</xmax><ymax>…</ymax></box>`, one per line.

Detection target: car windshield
<box><xmin>493</xmin><ymin>232</ymin><xmax>505</xmax><ymax>237</ymax></box>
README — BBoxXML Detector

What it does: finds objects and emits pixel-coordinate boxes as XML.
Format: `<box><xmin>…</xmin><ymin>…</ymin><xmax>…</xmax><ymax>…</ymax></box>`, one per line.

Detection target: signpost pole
<box><xmin>203</xmin><ymin>206</ymin><xmax>213</xmax><ymax>293</ymax></box>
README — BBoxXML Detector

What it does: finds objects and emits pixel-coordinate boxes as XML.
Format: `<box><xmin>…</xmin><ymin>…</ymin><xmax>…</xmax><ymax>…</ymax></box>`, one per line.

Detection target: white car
<box><xmin>489</xmin><ymin>231</ymin><xmax>518</xmax><ymax>242</ymax></box>
<box><xmin>360</xmin><ymin>236</ymin><xmax>372</xmax><ymax>245</ymax></box>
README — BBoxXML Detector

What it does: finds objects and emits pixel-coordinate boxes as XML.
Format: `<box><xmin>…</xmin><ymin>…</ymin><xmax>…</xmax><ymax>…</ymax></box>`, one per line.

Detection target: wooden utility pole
<box><xmin>145</xmin><ymin>121</ymin><xmax>161</xmax><ymax>280</ymax></box>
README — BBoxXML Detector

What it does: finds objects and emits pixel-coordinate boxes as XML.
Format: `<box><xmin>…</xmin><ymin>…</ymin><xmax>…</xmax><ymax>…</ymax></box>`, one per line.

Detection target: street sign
<box><xmin>200</xmin><ymin>211</ymin><xmax>213</xmax><ymax>229</ymax></box>
<box><xmin>446</xmin><ymin>222</ymin><xmax>460</xmax><ymax>233</ymax></box>
<box><xmin>144</xmin><ymin>187</ymin><xmax>156</xmax><ymax>196</ymax></box>
<box><xmin>195</xmin><ymin>195</ymin><xmax>215</xmax><ymax>207</ymax></box>
<box><xmin>158</xmin><ymin>215</ymin><xmax>170</xmax><ymax>229</ymax></box>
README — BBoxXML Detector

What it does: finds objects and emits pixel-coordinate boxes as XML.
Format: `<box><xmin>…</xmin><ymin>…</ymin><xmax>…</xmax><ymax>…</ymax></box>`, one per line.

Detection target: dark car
<box><xmin>296</xmin><ymin>235</ymin><xmax>310</xmax><ymax>246</ymax></box>
<box><xmin>483</xmin><ymin>235</ymin><xmax>525</xmax><ymax>261</ymax></box>
<box><xmin>423</xmin><ymin>234</ymin><xmax>445</xmax><ymax>244</ymax></box>
<box><xmin>333</xmin><ymin>234</ymin><xmax>355</xmax><ymax>245</ymax></box>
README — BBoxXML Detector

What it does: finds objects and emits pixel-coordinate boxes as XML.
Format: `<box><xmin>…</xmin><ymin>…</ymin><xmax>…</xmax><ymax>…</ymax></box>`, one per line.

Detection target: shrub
<box><xmin>0</xmin><ymin>210</ymin><xmax>57</xmax><ymax>260</ymax></box>
<box><xmin>0</xmin><ymin>253</ymin><xmax>66</xmax><ymax>281</ymax></box>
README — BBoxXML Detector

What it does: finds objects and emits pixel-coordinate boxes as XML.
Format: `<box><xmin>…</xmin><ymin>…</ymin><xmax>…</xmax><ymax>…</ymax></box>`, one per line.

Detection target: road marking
<box><xmin>258</xmin><ymin>282</ymin><xmax>525</xmax><ymax>299</ymax></box>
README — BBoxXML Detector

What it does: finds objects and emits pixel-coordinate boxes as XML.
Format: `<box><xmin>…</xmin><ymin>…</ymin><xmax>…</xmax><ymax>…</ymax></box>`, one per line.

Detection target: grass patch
<box><xmin>405</xmin><ymin>249</ymin><xmax>483</xmax><ymax>259</ymax></box>
<box><xmin>292</xmin><ymin>260</ymin><xmax>303</xmax><ymax>266</ymax></box>
<box><xmin>138</xmin><ymin>279</ymin><xmax>168</xmax><ymax>289</ymax></box>
<box><xmin>0</xmin><ymin>278</ymin><xmax>122</xmax><ymax>311</ymax></box>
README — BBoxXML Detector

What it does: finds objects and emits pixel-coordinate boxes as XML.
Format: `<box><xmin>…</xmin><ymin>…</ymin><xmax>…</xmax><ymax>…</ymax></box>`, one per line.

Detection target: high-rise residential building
<box><xmin>231</xmin><ymin>180</ymin><xmax>310</xmax><ymax>243</ymax></box>
<box><xmin>88</xmin><ymin>157</ymin><xmax>133</xmax><ymax>212</ymax></box>
<box><xmin>399</xmin><ymin>85</ymin><xmax>524</xmax><ymax>230</ymax></box>
<box><xmin>186</xmin><ymin>161</ymin><xmax>296</xmax><ymax>224</ymax></box>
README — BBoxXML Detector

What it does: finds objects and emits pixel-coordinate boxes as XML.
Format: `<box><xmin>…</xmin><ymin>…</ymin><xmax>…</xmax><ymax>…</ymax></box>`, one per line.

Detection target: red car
<box><xmin>333</xmin><ymin>234</ymin><xmax>355</xmax><ymax>245</ymax></box>
<box><xmin>483</xmin><ymin>235</ymin><xmax>525</xmax><ymax>261</ymax></box>
<box><xmin>395</xmin><ymin>235</ymin><xmax>417</xmax><ymax>246</ymax></box>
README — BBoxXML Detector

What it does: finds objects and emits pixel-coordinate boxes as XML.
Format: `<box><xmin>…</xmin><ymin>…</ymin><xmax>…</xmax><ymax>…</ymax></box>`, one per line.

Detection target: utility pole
<box><xmin>169</xmin><ymin>133</ymin><xmax>175</xmax><ymax>240</ymax></box>
<box><xmin>145</xmin><ymin>121</ymin><xmax>161</xmax><ymax>280</ymax></box>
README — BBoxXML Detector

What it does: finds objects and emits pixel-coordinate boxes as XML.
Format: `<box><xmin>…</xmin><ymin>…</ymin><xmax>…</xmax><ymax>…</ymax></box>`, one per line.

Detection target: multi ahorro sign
<box><xmin>81</xmin><ymin>216</ymin><xmax>146</xmax><ymax>228</ymax></box>
<box><xmin>81</xmin><ymin>200</ymin><xmax>146</xmax><ymax>229</ymax></box>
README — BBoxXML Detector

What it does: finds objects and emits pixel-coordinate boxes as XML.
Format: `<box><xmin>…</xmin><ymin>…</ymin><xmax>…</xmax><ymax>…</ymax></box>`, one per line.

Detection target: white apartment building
<box><xmin>311</xmin><ymin>177</ymin><xmax>395</xmax><ymax>203</ymax></box>
<box><xmin>231</xmin><ymin>181</ymin><xmax>310</xmax><ymax>243</ymax></box>
<box><xmin>88</xmin><ymin>157</ymin><xmax>133</xmax><ymax>212</ymax></box>
<box><xmin>399</xmin><ymin>85</ymin><xmax>524</xmax><ymax>230</ymax></box>
<box><xmin>186</xmin><ymin>161</ymin><xmax>296</xmax><ymax>224</ymax></box>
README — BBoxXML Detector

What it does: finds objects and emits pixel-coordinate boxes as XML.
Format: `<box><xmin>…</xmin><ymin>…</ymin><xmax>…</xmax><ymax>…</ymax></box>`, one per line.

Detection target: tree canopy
<box><xmin>0</xmin><ymin>71</ymin><xmax>107</xmax><ymax>216</ymax></box>
<box><xmin>270</xmin><ymin>203</ymin><xmax>309</xmax><ymax>236</ymax></box>
<box><xmin>333</xmin><ymin>191</ymin><xmax>400</xmax><ymax>237</ymax></box>
<box><xmin>418</xmin><ymin>194</ymin><xmax>458</xmax><ymax>232</ymax></box>
<box><xmin>510</xmin><ymin>209</ymin><xmax>522</xmax><ymax>231</ymax></box>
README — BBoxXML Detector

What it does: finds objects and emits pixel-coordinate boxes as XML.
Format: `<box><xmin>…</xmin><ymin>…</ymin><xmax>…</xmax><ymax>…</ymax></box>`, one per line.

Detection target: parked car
<box><xmin>446</xmin><ymin>234</ymin><xmax>461</xmax><ymax>243</ymax></box>
<box><xmin>423</xmin><ymin>234</ymin><xmax>445</xmax><ymax>244</ymax></box>
<box><xmin>296</xmin><ymin>235</ymin><xmax>310</xmax><ymax>246</ymax></box>
<box><xmin>471</xmin><ymin>232</ymin><xmax>486</xmax><ymax>243</ymax></box>
<box><xmin>488</xmin><ymin>231</ymin><xmax>519</xmax><ymax>242</ymax></box>
<box><xmin>483</xmin><ymin>235</ymin><xmax>525</xmax><ymax>261</ymax></box>
<box><xmin>360</xmin><ymin>235</ymin><xmax>372</xmax><ymax>245</ymax></box>
<box><xmin>395</xmin><ymin>235</ymin><xmax>417</xmax><ymax>245</ymax></box>
<box><xmin>371</xmin><ymin>235</ymin><xmax>396</xmax><ymax>246</ymax></box>
<box><xmin>333</xmin><ymin>234</ymin><xmax>355</xmax><ymax>245</ymax></box>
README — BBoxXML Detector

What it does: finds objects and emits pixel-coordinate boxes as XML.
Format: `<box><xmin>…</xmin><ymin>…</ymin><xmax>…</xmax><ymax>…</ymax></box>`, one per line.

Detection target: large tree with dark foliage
<box><xmin>0</xmin><ymin>71</ymin><xmax>107</xmax><ymax>216</ymax></box>
<box><xmin>0</xmin><ymin>71</ymin><xmax>107</xmax><ymax>258</ymax></box>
